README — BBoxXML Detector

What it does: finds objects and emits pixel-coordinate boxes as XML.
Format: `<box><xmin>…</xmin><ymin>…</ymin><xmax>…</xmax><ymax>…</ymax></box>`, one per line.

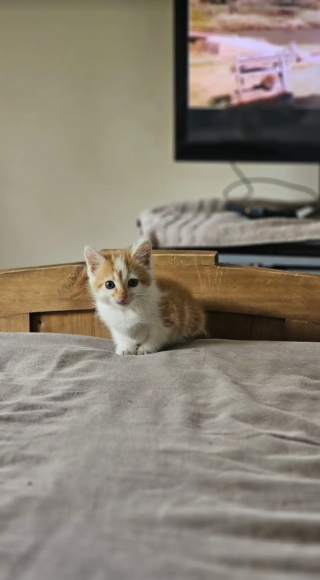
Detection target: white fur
<box><xmin>96</xmin><ymin>280</ymin><xmax>172</xmax><ymax>355</ymax></box>
<box><xmin>114</xmin><ymin>256</ymin><xmax>126</xmax><ymax>279</ymax></box>
<box><xmin>84</xmin><ymin>240</ymin><xmax>178</xmax><ymax>356</ymax></box>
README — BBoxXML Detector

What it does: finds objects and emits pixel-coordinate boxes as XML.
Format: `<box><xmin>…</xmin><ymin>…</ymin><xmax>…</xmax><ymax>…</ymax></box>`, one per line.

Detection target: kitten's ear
<box><xmin>84</xmin><ymin>246</ymin><xmax>104</xmax><ymax>275</ymax></box>
<box><xmin>131</xmin><ymin>237</ymin><xmax>152</xmax><ymax>269</ymax></box>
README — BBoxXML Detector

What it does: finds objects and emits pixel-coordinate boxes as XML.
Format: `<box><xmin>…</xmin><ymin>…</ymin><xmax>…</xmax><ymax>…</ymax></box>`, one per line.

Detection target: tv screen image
<box><xmin>189</xmin><ymin>0</ymin><xmax>320</xmax><ymax>110</ymax></box>
<box><xmin>175</xmin><ymin>0</ymin><xmax>320</xmax><ymax>161</ymax></box>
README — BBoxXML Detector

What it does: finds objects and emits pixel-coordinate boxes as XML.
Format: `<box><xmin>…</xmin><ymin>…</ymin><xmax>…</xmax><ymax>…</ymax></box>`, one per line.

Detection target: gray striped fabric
<box><xmin>138</xmin><ymin>199</ymin><xmax>320</xmax><ymax>248</ymax></box>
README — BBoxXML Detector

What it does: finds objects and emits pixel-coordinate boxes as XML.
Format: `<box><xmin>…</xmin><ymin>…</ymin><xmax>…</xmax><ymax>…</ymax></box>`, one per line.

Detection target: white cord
<box><xmin>223</xmin><ymin>163</ymin><xmax>320</xmax><ymax>202</ymax></box>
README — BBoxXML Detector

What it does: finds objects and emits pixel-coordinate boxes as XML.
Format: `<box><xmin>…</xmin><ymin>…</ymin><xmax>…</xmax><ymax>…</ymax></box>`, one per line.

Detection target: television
<box><xmin>175</xmin><ymin>0</ymin><xmax>320</xmax><ymax>162</ymax></box>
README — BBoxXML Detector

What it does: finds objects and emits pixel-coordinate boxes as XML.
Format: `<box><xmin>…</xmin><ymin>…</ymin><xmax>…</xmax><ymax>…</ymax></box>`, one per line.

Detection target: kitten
<box><xmin>84</xmin><ymin>238</ymin><xmax>207</xmax><ymax>355</ymax></box>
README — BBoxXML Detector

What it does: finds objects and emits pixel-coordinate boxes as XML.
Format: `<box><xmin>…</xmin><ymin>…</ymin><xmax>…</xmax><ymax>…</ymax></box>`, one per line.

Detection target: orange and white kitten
<box><xmin>84</xmin><ymin>238</ymin><xmax>206</xmax><ymax>355</ymax></box>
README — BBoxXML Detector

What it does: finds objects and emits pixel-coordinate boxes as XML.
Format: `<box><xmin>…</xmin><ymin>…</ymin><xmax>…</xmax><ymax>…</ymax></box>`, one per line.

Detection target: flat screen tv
<box><xmin>175</xmin><ymin>0</ymin><xmax>320</xmax><ymax>162</ymax></box>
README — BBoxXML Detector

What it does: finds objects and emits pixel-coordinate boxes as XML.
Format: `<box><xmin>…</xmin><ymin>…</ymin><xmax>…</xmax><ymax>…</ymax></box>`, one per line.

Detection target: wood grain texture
<box><xmin>207</xmin><ymin>312</ymin><xmax>254</xmax><ymax>340</ymax></box>
<box><xmin>207</xmin><ymin>312</ymin><xmax>285</xmax><ymax>341</ymax></box>
<box><xmin>1</xmin><ymin>251</ymin><xmax>320</xmax><ymax>338</ymax></box>
<box><xmin>206</xmin><ymin>265</ymin><xmax>320</xmax><ymax>324</ymax></box>
<box><xmin>252</xmin><ymin>316</ymin><xmax>285</xmax><ymax>341</ymax></box>
<box><xmin>30</xmin><ymin>311</ymin><xmax>110</xmax><ymax>339</ymax></box>
<box><xmin>0</xmin><ymin>313</ymin><xmax>29</xmax><ymax>332</ymax></box>
<box><xmin>285</xmin><ymin>319</ymin><xmax>320</xmax><ymax>342</ymax></box>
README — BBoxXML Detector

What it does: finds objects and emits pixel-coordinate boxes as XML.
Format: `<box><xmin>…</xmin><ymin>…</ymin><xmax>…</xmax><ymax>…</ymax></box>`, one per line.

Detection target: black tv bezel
<box><xmin>175</xmin><ymin>0</ymin><xmax>320</xmax><ymax>163</ymax></box>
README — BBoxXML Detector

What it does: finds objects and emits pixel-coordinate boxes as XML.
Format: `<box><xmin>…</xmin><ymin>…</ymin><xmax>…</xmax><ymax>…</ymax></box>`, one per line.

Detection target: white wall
<box><xmin>0</xmin><ymin>0</ymin><xmax>318</xmax><ymax>269</ymax></box>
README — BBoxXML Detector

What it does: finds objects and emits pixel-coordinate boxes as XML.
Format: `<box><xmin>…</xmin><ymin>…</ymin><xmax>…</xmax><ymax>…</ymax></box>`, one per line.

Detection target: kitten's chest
<box><xmin>97</xmin><ymin>302</ymin><xmax>144</xmax><ymax>331</ymax></box>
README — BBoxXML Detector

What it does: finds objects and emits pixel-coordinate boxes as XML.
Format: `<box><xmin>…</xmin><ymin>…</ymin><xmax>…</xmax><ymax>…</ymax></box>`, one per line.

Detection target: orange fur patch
<box><xmin>157</xmin><ymin>277</ymin><xmax>207</xmax><ymax>339</ymax></box>
<box><xmin>92</xmin><ymin>250</ymin><xmax>152</xmax><ymax>297</ymax></box>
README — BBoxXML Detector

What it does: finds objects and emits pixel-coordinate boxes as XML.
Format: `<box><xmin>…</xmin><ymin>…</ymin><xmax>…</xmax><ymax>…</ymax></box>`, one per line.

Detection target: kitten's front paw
<box><xmin>137</xmin><ymin>345</ymin><xmax>157</xmax><ymax>355</ymax></box>
<box><xmin>116</xmin><ymin>347</ymin><xmax>138</xmax><ymax>356</ymax></box>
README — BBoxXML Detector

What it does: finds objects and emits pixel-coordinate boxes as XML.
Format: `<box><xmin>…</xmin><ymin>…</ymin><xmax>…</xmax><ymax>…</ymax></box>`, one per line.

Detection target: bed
<box><xmin>1</xmin><ymin>250</ymin><xmax>320</xmax><ymax>580</ymax></box>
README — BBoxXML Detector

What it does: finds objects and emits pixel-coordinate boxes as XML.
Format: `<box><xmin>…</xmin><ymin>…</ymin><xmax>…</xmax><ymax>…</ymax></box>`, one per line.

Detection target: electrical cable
<box><xmin>223</xmin><ymin>162</ymin><xmax>320</xmax><ymax>203</ymax></box>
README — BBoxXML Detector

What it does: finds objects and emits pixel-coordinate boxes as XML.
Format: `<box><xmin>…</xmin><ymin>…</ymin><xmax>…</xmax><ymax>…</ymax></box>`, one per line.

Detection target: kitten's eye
<box><xmin>128</xmin><ymin>278</ymin><xmax>138</xmax><ymax>288</ymax></box>
<box><xmin>105</xmin><ymin>281</ymin><xmax>115</xmax><ymax>290</ymax></box>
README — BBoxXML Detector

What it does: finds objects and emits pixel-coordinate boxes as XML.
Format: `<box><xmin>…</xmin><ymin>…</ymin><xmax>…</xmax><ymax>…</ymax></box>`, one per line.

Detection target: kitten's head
<box><xmin>84</xmin><ymin>237</ymin><xmax>153</xmax><ymax>308</ymax></box>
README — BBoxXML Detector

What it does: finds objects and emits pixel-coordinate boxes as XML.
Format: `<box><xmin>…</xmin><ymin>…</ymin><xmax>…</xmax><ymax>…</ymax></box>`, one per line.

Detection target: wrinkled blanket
<box><xmin>1</xmin><ymin>332</ymin><xmax>320</xmax><ymax>580</ymax></box>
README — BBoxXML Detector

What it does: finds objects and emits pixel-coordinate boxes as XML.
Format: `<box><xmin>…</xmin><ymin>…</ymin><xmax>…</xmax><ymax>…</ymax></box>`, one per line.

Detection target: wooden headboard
<box><xmin>1</xmin><ymin>250</ymin><xmax>320</xmax><ymax>342</ymax></box>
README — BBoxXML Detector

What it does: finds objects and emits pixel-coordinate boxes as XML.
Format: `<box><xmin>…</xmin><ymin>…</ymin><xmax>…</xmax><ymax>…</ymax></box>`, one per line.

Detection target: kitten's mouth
<box><xmin>117</xmin><ymin>299</ymin><xmax>130</xmax><ymax>306</ymax></box>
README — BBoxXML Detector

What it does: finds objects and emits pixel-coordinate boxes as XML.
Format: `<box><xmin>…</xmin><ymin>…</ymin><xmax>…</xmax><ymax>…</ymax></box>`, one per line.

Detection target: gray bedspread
<box><xmin>1</xmin><ymin>333</ymin><xmax>320</xmax><ymax>580</ymax></box>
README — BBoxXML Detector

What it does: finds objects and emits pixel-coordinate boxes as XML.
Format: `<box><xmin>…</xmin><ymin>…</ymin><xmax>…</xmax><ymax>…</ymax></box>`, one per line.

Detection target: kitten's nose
<box><xmin>117</xmin><ymin>293</ymin><xmax>128</xmax><ymax>304</ymax></box>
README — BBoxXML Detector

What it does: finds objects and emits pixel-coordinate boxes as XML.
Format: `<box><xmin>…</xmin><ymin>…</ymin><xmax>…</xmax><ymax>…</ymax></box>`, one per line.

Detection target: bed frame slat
<box><xmin>0</xmin><ymin>313</ymin><xmax>30</xmax><ymax>333</ymax></box>
<box><xmin>1</xmin><ymin>250</ymin><xmax>320</xmax><ymax>342</ymax></box>
<box><xmin>285</xmin><ymin>319</ymin><xmax>320</xmax><ymax>342</ymax></box>
<box><xmin>30</xmin><ymin>311</ymin><xmax>111</xmax><ymax>339</ymax></box>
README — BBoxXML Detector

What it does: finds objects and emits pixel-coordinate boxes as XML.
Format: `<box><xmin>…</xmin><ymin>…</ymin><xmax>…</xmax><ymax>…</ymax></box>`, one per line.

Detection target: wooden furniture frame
<box><xmin>1</xmin><ymin>250</ymin><xmax>320</xmax><ymax>342</ymax></box>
